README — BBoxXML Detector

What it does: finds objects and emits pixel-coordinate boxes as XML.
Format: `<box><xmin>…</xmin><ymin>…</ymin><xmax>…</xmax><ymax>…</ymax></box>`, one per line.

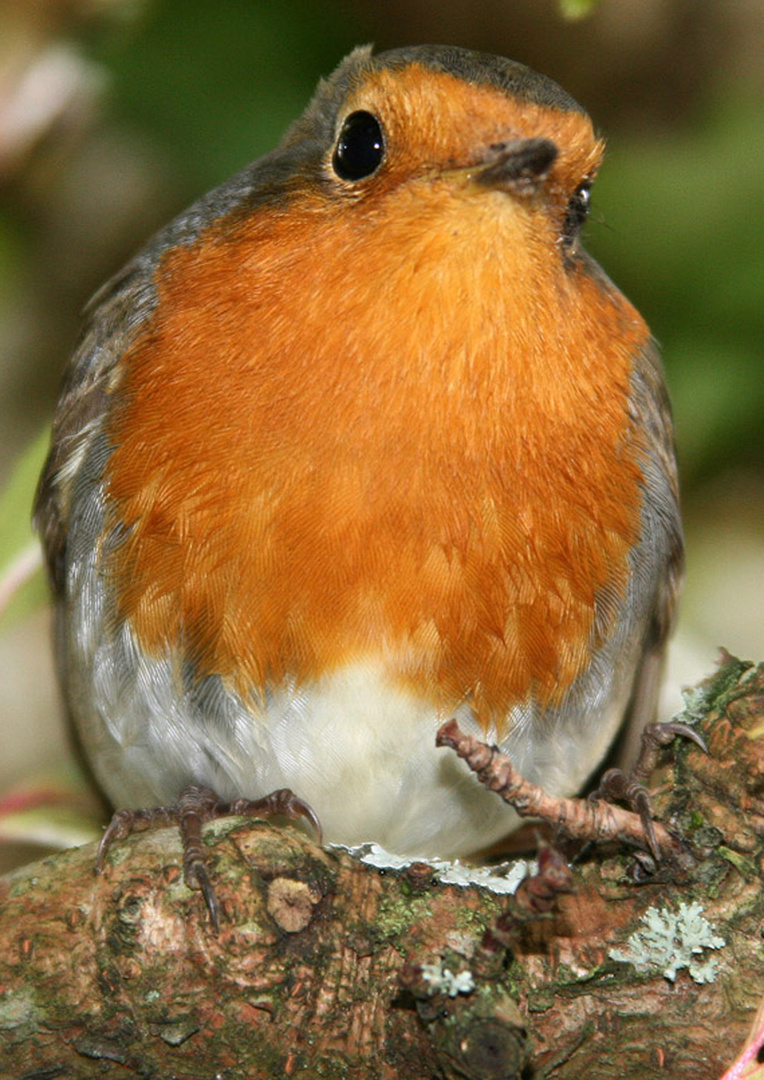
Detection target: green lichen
<box><xmin>609</xmin><ymin>901</ymin><xmax>725</xmax><ymax>984</ymax></box>
<box><xmin>375</xmin><ymin>894</ymin><xmax>431</xmax><ymax>939</ymax></box>
<box><xmin>677</xmin><ymin>656</ymin><xmax>753</xmax><ymax>724</ymax></box>
<box><xmin>717</xmin><ymin>846</ymin><xmax>759</xmax><ymax>880</ymax></box>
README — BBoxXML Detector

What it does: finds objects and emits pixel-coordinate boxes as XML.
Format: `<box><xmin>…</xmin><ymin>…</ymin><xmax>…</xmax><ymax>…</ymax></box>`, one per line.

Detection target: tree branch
<box><xmin>1</xmin><ymin>653</ymin><xmax>763</xmax><ymax>1078</ymax></box>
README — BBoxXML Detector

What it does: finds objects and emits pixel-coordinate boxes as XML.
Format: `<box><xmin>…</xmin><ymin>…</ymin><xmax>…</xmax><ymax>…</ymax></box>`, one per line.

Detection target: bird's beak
<box><xmin>472</xmin><ymin>136</ymin><xmax>558</xmax><ymax>194</ymax></box>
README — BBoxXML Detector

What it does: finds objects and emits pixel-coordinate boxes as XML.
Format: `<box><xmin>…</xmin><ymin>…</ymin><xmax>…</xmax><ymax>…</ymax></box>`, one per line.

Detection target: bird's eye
<box><xmin>333</xmin><ymin>111</ymin><xmax>385</xmax><ymax>181</ymax></box>
<box><xmin>563</xmin><ymin>181</ymin><xmax>592</xmax><ymax>244</ymax></box>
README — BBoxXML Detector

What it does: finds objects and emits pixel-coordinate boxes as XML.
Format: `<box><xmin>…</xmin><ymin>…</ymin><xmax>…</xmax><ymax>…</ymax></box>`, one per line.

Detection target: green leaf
<box><xmin>559</xmin><ymin>0</ymin><xmax>602</xmax><ymax>20</ymax></box>
<box><xmin>0</xmin><ymin>429</ymin><xmax>50</xmax><ymax>631</ymax></box>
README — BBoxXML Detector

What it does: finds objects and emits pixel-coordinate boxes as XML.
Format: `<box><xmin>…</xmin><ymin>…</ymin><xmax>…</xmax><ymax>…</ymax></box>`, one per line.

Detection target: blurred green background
<box><xmin>1</xmin><ymin>0</ymin><xmax>762</xmax><ymax>865</ymax></box>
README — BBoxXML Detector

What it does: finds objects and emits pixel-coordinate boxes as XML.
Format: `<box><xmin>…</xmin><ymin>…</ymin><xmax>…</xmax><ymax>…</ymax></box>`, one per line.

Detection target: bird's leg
<box><xmin>96</xmin><ymin>783</ymin><xmax>322</xmax><ymax>931</ymax></box>
<box><xmin>588</xmin><ymin>721</ymin><xmax>708</xmax><ymax>861</ymax></box>
<box><xmin>436</xmin><ymin>719</ymin><xmax>703</xmax><ymax>866</ymax></box>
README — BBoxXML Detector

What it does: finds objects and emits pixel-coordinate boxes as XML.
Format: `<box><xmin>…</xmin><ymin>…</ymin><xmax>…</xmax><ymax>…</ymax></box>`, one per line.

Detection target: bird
<box><xmin>35</xmin><ymin>44</ymin><xmax>682</xmax><ymax>898</ymax></box>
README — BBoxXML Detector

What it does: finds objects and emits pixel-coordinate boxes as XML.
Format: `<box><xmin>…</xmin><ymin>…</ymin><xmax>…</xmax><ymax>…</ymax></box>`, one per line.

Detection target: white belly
<box><xmin>67</xmin><ymin>610</ymin><xmax>634</xmax><ymax>857</ymax></box>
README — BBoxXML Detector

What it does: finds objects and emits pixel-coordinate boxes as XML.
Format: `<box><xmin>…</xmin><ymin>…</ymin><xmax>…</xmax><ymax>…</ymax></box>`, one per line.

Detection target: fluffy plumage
<box><xmin>35</xmin><ymin>45</ymin><xmax>682</xmax><ymax>856</ymax></box>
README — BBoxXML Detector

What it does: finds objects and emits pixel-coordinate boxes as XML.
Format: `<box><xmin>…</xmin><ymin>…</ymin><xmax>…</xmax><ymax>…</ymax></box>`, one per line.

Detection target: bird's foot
<box><xmin>96</xmin><ymin>784</ymin><xmax>322</xmax><ymax>931</ymax></box>
<box><xmin>588</xmin><ymin>720</ymin><xmax>708</xmax><ymax>862</ymax></box>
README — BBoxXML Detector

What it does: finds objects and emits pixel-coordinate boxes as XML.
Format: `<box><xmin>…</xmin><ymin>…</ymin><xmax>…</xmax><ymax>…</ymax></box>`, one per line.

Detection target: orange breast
<box><xmin>104</xmin><ymin>177</ymin><xmax>648</xmax><ymax>727</ymax></box>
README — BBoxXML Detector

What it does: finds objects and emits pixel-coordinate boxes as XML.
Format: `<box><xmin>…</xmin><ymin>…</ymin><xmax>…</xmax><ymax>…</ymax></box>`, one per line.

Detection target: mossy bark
<box><xmin>1</xmin><ymin>653</ymin><xmax>762</xmax><ymax>1079</ymax></box>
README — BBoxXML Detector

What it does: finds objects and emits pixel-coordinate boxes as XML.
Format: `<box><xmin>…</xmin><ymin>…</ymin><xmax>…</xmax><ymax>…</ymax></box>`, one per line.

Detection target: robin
<box><xmin>35</xmin><ymin>44</ymin><xmax>683</xmax><ymax>917</ymax></box>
